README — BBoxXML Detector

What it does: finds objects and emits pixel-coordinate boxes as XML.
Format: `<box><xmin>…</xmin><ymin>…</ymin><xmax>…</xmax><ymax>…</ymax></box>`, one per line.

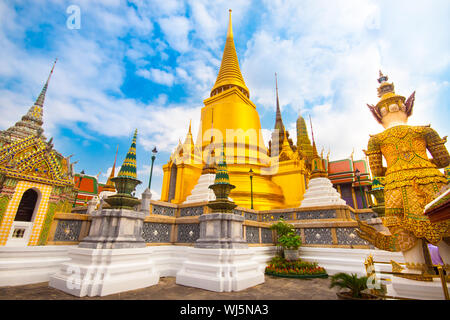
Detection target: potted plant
<box><xmin>270</xmin><ymin>219</ymin><xmax>299</xmax><ymax>258</ymax></box>
<box><xmin>278</xmin><ymin>232</ymin><xmax>302</xmax><ymax>261</ymax></box>
<box><xmin>329</xmin><ymin>272</ymin><xmax>384</xmax><ymax>300</ymax></box>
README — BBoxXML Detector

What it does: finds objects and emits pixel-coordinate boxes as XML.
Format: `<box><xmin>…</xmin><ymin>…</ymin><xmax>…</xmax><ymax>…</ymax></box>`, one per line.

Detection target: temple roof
<box><xmin>210</xmin><ymin>10</ymin><xmax>249</xmax><ymax>98</ymax></box>
<box><xmin>0</xmin><ymin>59</ymin><xmax>57</xmax><ymax>146</ymax></box>
<box><xmin>0</xmin><ymin>134</ymin><xmax>73</xmax><ymax>187</ymax></box>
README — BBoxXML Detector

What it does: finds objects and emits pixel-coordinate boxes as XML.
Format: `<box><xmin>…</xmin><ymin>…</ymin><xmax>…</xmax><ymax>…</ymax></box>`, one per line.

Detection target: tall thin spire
<box><xmin>309</xmin><ymin>115</ymin><xmax>318</xmax><ymax>157</ymax></box>
<box><xmin>227</xmin><ymin>9</ymin><xmax>233</xmax><ymax>38</ymax></box>
<box><xmin>104</xmin><ymin>144</ymin><xmax>119</xmax><ymax>190</ymax></box>
<box><xmin>35</xmin><ymin>58</ymin><xmax>57</xmax><ymax>107</ymax></box>
<box><xmin>210</xmin><ymin>10</ymin><xmax>249</xmax><ymax>98</ymax></box>
<box><xmin>274</xmin><ymin>73</ymin><xmax>284</xmax><ymax>132</ymax></box>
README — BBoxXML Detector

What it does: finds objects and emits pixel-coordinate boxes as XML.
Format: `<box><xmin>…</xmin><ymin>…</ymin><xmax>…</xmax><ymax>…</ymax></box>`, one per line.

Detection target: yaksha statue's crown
<box><xmin>367</xmin><ymin>71</ymin><xmax>416</xmax><ymax>124</ymax></box>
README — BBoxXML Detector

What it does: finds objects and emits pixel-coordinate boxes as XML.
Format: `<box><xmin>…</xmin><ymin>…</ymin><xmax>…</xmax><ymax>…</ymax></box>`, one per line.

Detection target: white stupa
<box><xmin>183</xmin><ymin>172</ymin><xmax>216</xmax><ymax>204</ymax></box>
<box><xmin>300</xmin><ymin>177</ymin><xmax>346</xmax><ymax>207</ymax></box>
<box><xmin>299</xmin><ymin>123</ymin><xmax>346</xmax><ymax>208</ymax></box>
<box><xmin>183</xmin><ymin>128</ymin><xmax>217</xmax><ymax>204</ymax></box>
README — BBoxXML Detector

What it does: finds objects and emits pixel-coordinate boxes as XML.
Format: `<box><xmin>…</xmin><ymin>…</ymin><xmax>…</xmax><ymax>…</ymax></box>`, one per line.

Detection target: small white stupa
<box><xmin>184</xmin><ymin>117</ymin><xmax>217</xmax><ymax>204</ymax></box>
<box><xmin>300</xmin><ymin>118</ymin><xmax>346</xmax><ymax>208</ymax></box>
<box><xmin>183</xmin><ymin>161</ymin><xmax>216</xmax><ymax>203</ymax></box>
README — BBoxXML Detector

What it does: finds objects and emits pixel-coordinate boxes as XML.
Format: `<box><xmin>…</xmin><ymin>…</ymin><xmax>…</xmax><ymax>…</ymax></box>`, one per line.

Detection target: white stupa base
<box><xmin>183</xmin><ymin>174</ymin><xmax>216</xmax><ymax>204</ymax></box>
<box><xmin>300</xmin><ymin>177</ymin><xmax>346</xmax><ymax>207</ymax></box>
<box><xmin>390</xmin><ymin>276</ymin><xmax>448</xmax><ymax>300</ymax></box>
<box><xmin>49</xmin><ymin>247</ymin><xmax>159</xmax><ymax>297</ymax></box>
<box><xmin>176</xmin><ymin>247</ymin><xmax>265</xmax><ymax>292</ymax></box>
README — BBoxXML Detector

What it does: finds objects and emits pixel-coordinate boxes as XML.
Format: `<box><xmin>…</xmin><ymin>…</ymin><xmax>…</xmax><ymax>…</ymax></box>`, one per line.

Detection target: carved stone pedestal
<box><xmin>195</xmin><ymin>213</ymin><xmax>247</xmax><ymax>249</ymax></box>
<box><xmin>79</xmin><ymin>208</ymin><xmax>147</xmax><ymax>249</ymax></box>
<box><xmin>49</xmin><ymin>208</ymin><xmax>158</xmax><ymax>296</ymax></box>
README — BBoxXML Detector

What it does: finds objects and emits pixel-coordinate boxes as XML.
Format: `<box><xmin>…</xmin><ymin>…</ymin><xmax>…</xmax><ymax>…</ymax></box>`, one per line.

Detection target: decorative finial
<box><xmin>35</xmin><ymin>58</ymin><xmax>58</xmax><ymax>107</ymax></box>
<box><xmin>377</xmin><ymin>70</ymin><xmax>388</xmax><ymax>84</ymax></box>
<box><xmin>227</xmin><ymin>9</ymin><xmax>233</xmax><ymax>38</ymax></box>
<box><xmin>105</xmin><ymin>130</ymin><xmax>142</xmax><ymax>208</ymax></box>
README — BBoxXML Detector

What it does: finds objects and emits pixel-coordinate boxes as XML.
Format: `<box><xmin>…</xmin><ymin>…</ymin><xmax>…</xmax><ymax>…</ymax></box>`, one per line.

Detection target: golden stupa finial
<box><xmin>227</xmin><ymin>9</ymin><xmax>233</xmax><ymax>38</ymax></box>
<box><xmin>210</xmin><ymin>10</ymin><xmax>249</xmax><ymax>98</ymax></box>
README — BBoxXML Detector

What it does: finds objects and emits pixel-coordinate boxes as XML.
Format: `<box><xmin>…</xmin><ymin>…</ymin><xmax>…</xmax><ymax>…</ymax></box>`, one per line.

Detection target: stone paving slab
<box><xmin>0</xmin><ymin>276</ymin><xmax>338</xmax><ymax>300</ymax></box>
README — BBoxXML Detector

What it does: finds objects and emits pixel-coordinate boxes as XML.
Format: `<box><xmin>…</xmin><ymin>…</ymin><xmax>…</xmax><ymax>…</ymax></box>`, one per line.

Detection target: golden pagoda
<box><xmin>161</xmin><ymin>10</ymin><xmax>308</xmax><ymax>209</ymax></box>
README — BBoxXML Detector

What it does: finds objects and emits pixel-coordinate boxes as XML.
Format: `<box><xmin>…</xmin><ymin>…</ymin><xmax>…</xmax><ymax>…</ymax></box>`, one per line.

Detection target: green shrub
<box><xmin>269</xmin><ymin>218</ymin><xmax>294</xmax><ymax>238</ymax></box>
<box><xmin>329</xmin><ymin>273</ymin><xmax>369</xmax><ymax>298</ymax></box>
<box><xmin>278</xmin><ymin>232</ymin><xmax>302</xmax><ymax>250</ymax></box>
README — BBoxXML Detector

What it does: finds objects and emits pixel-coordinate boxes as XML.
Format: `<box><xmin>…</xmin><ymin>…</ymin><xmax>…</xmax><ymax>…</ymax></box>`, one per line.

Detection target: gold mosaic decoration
<box><xmin>0</xmin><ymin>135</ymin><xmax>72</xmax><ymax>187</ymax></box>
<box><xmin>0</xmin><ymin>181</ymin><xmax>52</xmax><ymax>246</ymax></box>
<box><xmin>363</xmin><ymin>124</ymin><xmax>450</xmax><ymax>247</ymax></box>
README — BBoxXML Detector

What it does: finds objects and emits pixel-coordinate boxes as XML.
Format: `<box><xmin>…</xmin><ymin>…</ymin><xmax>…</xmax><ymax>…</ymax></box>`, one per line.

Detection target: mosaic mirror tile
<box><xmin>261</xmin><ymin>212</ymin><xmax>291</xmax><ymax>222</ymax></box>
<box><xmin>336</xmin><ymin>227</ymin><xmax>370</xmax><ymax>246</ymax></box>
<box><xmin>177</xmin><ymin>223</ymin><xmax>200</xmax><ymax>243</ymax></box>
<box><xmin>260</xmin><ymin>228</ymin><xmax>273</xmax><ymax>244</ymax></box>
<box><xmin>180</xmin><ymin>206</ymin><xmax>204</xmax><ymax>217</ymax></box>
<box><xmin>142</xmin><ymin>222</ymin><xmax>171</xmax><ymax>243</ymax></box>
<box><xmin>54</xmin><ymin>220</ymin><xmax>82</xmax><ymax>242</ymax></box>
<box><xmin>246</xmin><ymin>226</ymin><xmax>259</xmax><ymax>243</ymax></box>
<box><xmin>152</xmin><ymin>205</ymin><xmax>176</xmax><ymax>216</ymax></box>
<box><xmin>303</xmin><ymin>228</ymin><xmax>333</xmax><ymax>245</ymax></box>
<box><xmin>244</xmin><ymin>211</ymin><xmax>258</xmax><ymax>221</ymax></box>
<box><xmin>296</xmin><ymin>209</ymin><xmax>336</xmax><ymax>220</ymax></box>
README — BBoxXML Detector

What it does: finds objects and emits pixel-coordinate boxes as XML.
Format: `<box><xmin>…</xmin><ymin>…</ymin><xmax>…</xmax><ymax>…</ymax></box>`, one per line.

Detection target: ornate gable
<box><xmin>0</xmin><ymin>135</ymin><xmax>73</xmax><ymax>187</ymax></box>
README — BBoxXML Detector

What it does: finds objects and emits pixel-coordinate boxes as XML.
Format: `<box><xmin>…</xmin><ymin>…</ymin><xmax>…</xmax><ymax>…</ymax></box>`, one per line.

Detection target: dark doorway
<box><xmin>14</xmin><ymin>189</ymin><xmax>38</xmax><ymax>222</ymax></box>
<box><xmin>168</xmin><ymin>164</ymin><xmax>178</xmax><ymax>202</ymax></box>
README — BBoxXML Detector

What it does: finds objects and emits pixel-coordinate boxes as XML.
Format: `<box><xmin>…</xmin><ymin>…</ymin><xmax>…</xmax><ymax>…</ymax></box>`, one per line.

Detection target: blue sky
<box><xmin>1</xmin><ymin>0</ymin><xmax>449</xmax><ymax>199</ymax></box>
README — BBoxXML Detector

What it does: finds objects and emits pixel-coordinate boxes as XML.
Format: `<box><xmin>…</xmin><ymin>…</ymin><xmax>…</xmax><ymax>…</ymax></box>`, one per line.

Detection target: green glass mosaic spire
<box><xmin>118</xmin><ymin>129</ymin><xmax>138</xmax><ymax>179</ymax></box>
<box><xmin>214</xmin><ymin>143</ymin><xmax>231</xmax><ymax>185</ymax></box>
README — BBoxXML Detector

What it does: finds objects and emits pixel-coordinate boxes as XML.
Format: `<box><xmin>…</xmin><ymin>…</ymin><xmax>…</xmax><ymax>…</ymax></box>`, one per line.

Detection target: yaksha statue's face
<box><xmin>380</xmin><ymin>101</ymin><xmax>408</xmax><ymax>129</ymax></box>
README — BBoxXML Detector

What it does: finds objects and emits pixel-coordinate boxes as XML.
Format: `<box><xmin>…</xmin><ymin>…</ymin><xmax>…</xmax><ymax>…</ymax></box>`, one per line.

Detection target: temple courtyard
<box><xmin>0</xmin><ymin>276</ymin><xmax>337</xmax><ymax>300</ymax></box>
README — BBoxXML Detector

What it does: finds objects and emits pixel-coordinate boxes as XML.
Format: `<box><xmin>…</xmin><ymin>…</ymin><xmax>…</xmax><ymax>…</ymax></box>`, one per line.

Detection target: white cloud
<box><xmin>158</xmin><ymin>16</ymin><xmax>192</xmax><ymax>53</ymax></box>
<box><xmin>137</xmin><ymin>68</ymin><xmax>176</xmax><ymax>86</ymax></box>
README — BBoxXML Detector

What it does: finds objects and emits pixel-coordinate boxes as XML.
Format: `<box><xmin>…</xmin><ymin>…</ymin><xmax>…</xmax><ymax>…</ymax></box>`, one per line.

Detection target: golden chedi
<box><xmin>358</xmin><ymin>71</ymin><xmax>450</xmax><ymax>271</ymax></box>
<box><xmin>161</xmin><ymin>10</ymin><xmax>308</xmax><ymax>210</ymax></box>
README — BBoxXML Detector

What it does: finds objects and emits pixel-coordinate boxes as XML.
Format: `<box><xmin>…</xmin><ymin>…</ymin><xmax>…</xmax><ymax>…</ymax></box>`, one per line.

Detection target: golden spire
<box><xmin>184</xmin><ymin>119</ymin><xmax>194</xmax><ymax>146</ymax></box>
<box><xmin>104</xmin><ymin>144</ymin><xmax>119</xmax><ymax>192</ymax></box>
<box><xmin>309</xmin><ymin>115</ymin><xmax>318</xmax><ymax>158</ymax></box>
<box><xmin>210</xmin><ymin>10</ymin><xmax>249</xmax><ymax>98</ymax></box>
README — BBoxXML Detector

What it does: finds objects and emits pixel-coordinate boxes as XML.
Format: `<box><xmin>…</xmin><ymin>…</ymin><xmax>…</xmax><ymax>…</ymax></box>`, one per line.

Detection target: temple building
<box><xmin>72</xmin><ymin>146</ymin><xmax>118</xmax><ymax>207</ymax></box>
<box><xmin>160</xmin><ymin>11</ymin><xmax>309</xmax><ymax>210</ymax></box>
<box><xmin>0</xmin><ymin>60</ymin><xmax>75</xmax><ymax>246</ymax></box>
<box><xmin>328</xmin><ymin>158</ymin><xmax>372</xmax><ymax>209</ymax></box>
<box><xmin>159</xmin><ymin>11</ymin><xmax>373</xmax><ymax>211</ymax></box>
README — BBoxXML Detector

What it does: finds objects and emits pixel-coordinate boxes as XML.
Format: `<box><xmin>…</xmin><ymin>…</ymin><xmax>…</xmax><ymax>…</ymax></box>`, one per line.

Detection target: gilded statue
<box><xmin>357</xmin><ymin>72</ymin><xmax>450</xmax><ymax>272</ymax></box>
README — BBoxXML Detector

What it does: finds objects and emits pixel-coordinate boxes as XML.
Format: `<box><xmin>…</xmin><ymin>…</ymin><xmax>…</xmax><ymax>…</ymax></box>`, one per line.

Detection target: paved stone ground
<box><xmin>0</xmin><ymin>275</ymin><xmax>338</xmax><ymax>300</ymax></box>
